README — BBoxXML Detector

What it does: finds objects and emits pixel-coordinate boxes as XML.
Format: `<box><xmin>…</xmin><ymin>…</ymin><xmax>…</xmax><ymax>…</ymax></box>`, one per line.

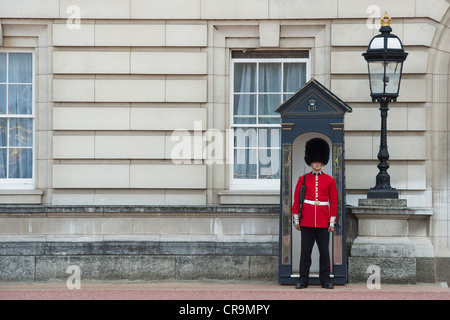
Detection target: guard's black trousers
<box><xmin>299</xmin><ymin>226</ymin><xmax>331</xmax><ymax>285</ymax></box>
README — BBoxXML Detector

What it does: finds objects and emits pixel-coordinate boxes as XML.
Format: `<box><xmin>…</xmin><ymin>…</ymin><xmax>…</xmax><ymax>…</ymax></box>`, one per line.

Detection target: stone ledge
<box><xmin>0</xmin><ymin>241</ymin><xmax>278</xmax><ymax>257</ymax></box>
<box><xmin>0</xmin><ymin>235</ymin><xmax>278</xmax><ymax>243</ymax></box>
<box><xmin>359</xmin><ymin>198</ymin><xmax>407</xmax><ymax>207</ymax></box>
<box><xmin>0</xmin><ymin>205</ymin><xmax>279</xmax><ymax>217</ymax></box>
<box><xmin>0</xmin><ymin>190</ymin><xmax>43</xmax><ymax>205</ymax></box>
<box><xmin>349</xmin><ymin>205</ymin><xmax>433</xmax><ymax>219</ymax></box>
<box><xmin>353</xmin><ymin>199</ymin><xmax>433</xmax><ymax>218</ymax></box>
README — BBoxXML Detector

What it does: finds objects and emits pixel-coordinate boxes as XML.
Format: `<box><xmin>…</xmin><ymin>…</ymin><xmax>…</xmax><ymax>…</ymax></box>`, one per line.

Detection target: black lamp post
<box><xmin>363</xmin><ymin>13</ymin><xmax>408</xmax><ymax>199</ymax></box>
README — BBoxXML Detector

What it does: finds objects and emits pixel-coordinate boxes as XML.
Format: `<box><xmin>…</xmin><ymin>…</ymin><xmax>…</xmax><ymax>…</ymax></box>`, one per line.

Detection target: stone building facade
<box><xmin>0</xmin><ymin>0</ymin><xmax>449</xmax><ymax>283</ymax></box>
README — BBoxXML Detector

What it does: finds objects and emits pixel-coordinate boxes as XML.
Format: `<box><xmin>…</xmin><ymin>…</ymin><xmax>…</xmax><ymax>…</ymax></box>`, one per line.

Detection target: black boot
<box><xmin>295</xmin><ymin>281</ymin><xmax>308</xmax><ymax>289</ymax></box>
<box><xmin>321</xmin><ymin>281</ymin><xmax>334</xmax><ymax>289</ymax></box>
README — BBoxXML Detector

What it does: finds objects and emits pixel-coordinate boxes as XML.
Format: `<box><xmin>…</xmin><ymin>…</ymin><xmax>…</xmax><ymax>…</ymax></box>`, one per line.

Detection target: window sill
<box><xmin>0</xmin><ymin>190</ymin><xmax>43</xmax><ymax>204</ymax></box>
<box><xmin>218</xmin><ymin>190</ymin><xmax>279</xmax><ymax>205</ymax></box>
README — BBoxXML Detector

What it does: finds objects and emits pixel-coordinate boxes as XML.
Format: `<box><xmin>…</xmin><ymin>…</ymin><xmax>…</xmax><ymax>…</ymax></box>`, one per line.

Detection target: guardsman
<box><xmin>292</xmin><ymin>138</ymin><xmax>337</xmax><ymax>289</ymax></box>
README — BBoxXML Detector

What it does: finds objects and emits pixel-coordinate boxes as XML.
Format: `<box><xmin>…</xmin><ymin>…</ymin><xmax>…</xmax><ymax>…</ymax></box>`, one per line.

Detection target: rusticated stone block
<box><xmin>348</xmin><ymin>256</ymin><xmax>416</xmax><ymax>284</ymax></box>
<box><xmin>35</xmin><ymin>256</ymin><xmax>176</xmax><ymax>281</ymax></box>
<box><xmin>0</xmin><ymin>256</ymin><xmax>35</xmax><ymax>281</ymax></box>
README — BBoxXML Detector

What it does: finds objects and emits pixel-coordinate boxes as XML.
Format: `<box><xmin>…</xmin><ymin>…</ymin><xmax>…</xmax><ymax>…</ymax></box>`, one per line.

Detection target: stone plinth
<box><xmin>348</xmin><ymin>199</ymin><xmax>434</xmax><ymax>284</ymax></box>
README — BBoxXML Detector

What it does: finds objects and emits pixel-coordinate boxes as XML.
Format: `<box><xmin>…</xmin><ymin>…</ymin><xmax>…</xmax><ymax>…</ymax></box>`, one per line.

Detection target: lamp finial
<box><xmin>381</xmin><ymin>12</ymin><xmax>391</xmax><ymax>27</ymax></box>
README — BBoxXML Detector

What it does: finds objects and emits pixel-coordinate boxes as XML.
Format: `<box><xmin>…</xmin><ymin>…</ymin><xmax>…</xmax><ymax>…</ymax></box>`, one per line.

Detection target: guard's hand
<box><xmin>295</xmin><ymin>224</ymin><xmax>301</xmax><ymax>231</ymax></box>
<box><xmin>328</xmin><ymin>227</ymin><xmax>334</xmax><ymax>233</ymax></box>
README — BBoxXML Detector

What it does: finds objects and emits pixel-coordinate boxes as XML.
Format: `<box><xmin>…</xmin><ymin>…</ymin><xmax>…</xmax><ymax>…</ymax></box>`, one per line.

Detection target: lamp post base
<box><xmin>367</xmin><ymin>187</ymin><xmax>399</xmax><ymax>199</ymax></box>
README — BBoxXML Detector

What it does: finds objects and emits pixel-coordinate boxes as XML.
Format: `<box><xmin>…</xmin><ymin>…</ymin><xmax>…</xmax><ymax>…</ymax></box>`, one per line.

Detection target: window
<box><xmin>230</xmin><ymin>51</ymin><xmax>309</xmax><ymax>189</ymax></box>
<box><xmin>0</xmin><ymin>52</ymin><xmax>34</xmax><ymax>188</ymax></box>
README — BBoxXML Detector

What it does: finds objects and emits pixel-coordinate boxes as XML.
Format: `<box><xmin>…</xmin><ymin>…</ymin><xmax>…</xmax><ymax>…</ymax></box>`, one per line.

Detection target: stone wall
<box><xmin>0</xmin><ymin>205</ymin><xmax>279</xmax><ymax>282</ymax></box>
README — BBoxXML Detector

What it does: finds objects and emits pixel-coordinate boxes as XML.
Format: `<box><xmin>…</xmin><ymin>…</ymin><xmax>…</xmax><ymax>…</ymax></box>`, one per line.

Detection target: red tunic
<box><xmin>292</xmin><ymin>172</ymin><xmax>338</xmax><ymax>228</ymax></box>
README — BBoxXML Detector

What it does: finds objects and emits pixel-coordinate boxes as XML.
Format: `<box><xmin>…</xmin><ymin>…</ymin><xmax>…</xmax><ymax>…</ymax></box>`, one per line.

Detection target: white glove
<box><xmin>329</xmin><ymin>216</ymin><xmax>336</xmax><ymax>228</ymax></box>
<box><xmin>293</xmin><ymin>214</ymin><xmax>299</xmax><ymax>226</ymax></box>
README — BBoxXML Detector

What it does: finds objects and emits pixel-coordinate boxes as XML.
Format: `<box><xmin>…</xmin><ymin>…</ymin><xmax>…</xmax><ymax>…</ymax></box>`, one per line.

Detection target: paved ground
<box><xmin>1</xmin><ymin>281</ymin><xmax>449</xmax><ymax>300</ymax></box>
<box><xmin>2</xmin><ymin>281</ymin><xmax>447</xmax><ymax>319</ymax></box>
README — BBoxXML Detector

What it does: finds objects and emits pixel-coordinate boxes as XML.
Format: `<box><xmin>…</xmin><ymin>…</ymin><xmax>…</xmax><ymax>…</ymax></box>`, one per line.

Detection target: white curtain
<box><xmin>234</xmin><ymin>63</ymin><xmax>256</xmax><ymax>179</ymax></box>
<box><xmin>0</xmin><ymin>118</ymin><xmax>6</xmax><ymax>178</ymax></box>
<box><xmin>284</xmin><ymin>63</ymin><xmax>306</xmax><ymax>93</ymax></box>
<box><xmin>0</xmin><ymin>52</ymin><xmax>33</xmax><ymax>180</ymax></box>
<box><xmin>233</xmin><ymin>63</ymin><xmax>256</xmax><ymax>125</ymax></box>
<box><xmin>0</xmin><ymin>53</ymin><xmax>6</xmax><ymax>178</ymax></box>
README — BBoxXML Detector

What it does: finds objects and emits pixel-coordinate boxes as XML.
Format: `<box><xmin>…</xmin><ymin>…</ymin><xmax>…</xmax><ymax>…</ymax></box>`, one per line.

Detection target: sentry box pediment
<box><xmin>276</xmin><ymin>78</ymin><xmax>352</xmax><ymax>285</ymax></box>
<box><xmin>275</xmin><ymin>78</ymin><xmax>352</xmax><ymax>118</ymax></box>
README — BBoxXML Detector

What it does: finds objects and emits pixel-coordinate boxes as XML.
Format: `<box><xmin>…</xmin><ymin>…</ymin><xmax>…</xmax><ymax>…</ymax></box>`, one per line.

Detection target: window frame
<box><xmin>0</xmin><ymin>49</ymin><xmax>35</xmax><ymax>189</ymax></box>
<box><xmin>229</xmin><ymin>55</ymin><xmax>310</xmax><ymax>190</ymax></box>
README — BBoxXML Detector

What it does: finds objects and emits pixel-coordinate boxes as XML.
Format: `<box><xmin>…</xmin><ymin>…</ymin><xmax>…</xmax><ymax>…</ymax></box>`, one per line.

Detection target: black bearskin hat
<box><xmin>304</xmin><ymin>138</ymin><xmax>330</xmax><ymax>166</ymax></box>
